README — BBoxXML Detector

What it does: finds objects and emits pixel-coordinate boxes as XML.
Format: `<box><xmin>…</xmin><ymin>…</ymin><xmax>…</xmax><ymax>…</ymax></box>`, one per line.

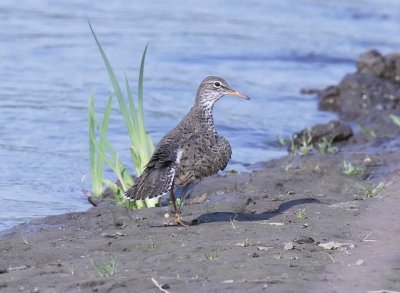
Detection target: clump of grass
<box><xmin>389</xmin><ymin>114</ymin><xmax>400</xmax><ymax>128</ymax></box>
<box><xmin>297</xmin><ymin>129</ymin><xmax>314</xmax><ymax>156</ymax></box>
<box><xmin>95</xmin><ymin>258</ymin><xmax>119</xmax><ymax>278</ymax></box>
<box><xmin>282</xmin><ymin>129</ymin><xmax>341</xmax><ymax>157</ymax></box>
<box><xmin>89</xmin><ymin>22</ymin><xmax>154</xmax><ymax>174</ymax></box>
<box><xmin>342</xmin><ymin>161</ymin><xmax>364</xmax><ymax>177</ymax></box>
<box><xmin>89</xmin><ymin>96</ymin><xmax>134</xmax><ymax>198</ymax></box>
<box><xmin>317</xmin><ymin>137</ymin><xmax>338</xmax><ymax>155</ymax></box>
<box><xmin>205</xmin><ymin>250</ymin><xmax>219</xmax><ymax>261</ymax></box>
<box><xmin>88</xmin><ymin>95</ymin><xmax>110</xmax><ymax>198</ymax></box>
<box><xmin>87</xmin><ymin>21</ymin><xmax>157</xmax><ymax>208</ymax></box>
<box><xmin>280</xmin><ymin>130</ymin><xmax>313</xmax><ymax>155</ymax></box>
<box><xmin>296</xmin><ymin>209</ymin><xmax>308</xmax><ymax>220</ymax></box>
<box><xmin>358</xmin><ymin>182</ymin><xmax>385</xmax><ymax>198</ymax></box>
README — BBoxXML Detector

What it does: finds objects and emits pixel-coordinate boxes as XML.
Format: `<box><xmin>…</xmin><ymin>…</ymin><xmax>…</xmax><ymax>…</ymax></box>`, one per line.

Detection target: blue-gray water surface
<box><xmin>1</xmin><ymin>0</ymin><xmax>400</xmax><ymax>231</ymax></box>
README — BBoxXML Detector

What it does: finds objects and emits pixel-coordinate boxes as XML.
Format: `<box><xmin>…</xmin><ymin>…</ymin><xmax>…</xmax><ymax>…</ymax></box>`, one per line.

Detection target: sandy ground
<box><xmin>0</xmin><ymin>122</ymin><xmax>399</xmax><ymax>292</ymax></box>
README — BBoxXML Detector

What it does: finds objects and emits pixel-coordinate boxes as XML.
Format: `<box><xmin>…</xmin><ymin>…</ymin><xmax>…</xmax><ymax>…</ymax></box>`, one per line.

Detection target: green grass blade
<box><xmin>390</xmin><ymin>114</ymin><xmax>400</xmax><ymax>127</ymax></box>
<box><xmin>91</xmin><ymin>114</ymin><xmax>134</xmax><ymax>188</ymax></box>
<box><xmin>95</xmin><ymin>96</ymin><xmax>112</xmax><ymax>187</ymax></box>
<box><xmin>88</xmin><ymin>95</ymin><xmax>103</xmax><ymax>196</ymax></box>
<box><xmin>146</xmin><ymin>133</ymin><xmax>155</xmax><ymax>154</ymax></box>
<box><xmin>102</xmin><ymin>179</ymin><xmax>119</xmax><ymax>194</ymax></box>
<box><xmin>125</xmin><ymin>73</ymin><xmax>139</xmax><ymax>132</ymax></box>
<box><xmin>100</xmin><ymin>96</ymin><xmax>113</xmax><ymax>142</ymax></box>
<box><xmin>88</xmin><ymin>20</ymin><xmax>134</xmax><ymax>139</ymax></box>
<box><xmin>115</xmin><ymin>154</ymin><xmax>128</xmax><ymax>191</ymax></box>
<box><xmin>130</xmin><ymin>146</ymin><xmax>142</xmax><ymax>175</ymax></box>
<box><xmin>138</xmin><ymin>44</ymin><xmax>148</xmax><ymax>136</ymax></box>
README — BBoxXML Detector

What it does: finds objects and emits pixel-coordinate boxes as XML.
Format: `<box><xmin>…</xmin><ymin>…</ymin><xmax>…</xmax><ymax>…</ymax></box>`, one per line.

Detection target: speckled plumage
<box><xmin>124</xmin><ymin>76</ymin><xmax>248</xmax><ymax>208</ymax></box>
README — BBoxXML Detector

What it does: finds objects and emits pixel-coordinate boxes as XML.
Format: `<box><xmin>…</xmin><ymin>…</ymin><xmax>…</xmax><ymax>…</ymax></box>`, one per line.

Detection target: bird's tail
<box><xmin>124</xmin><ymin>163</ymin><xmax>176</xmax><ymax>201</ymax></box>
<box><xmin>124</xmin><ymin>145</ymin><xmax>182</xmax><ymax>201</ymax></box>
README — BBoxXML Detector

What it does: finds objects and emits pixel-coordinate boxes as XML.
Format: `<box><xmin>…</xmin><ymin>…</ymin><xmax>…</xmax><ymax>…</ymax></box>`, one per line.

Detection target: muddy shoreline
<box><xmin>1</xmin><ymin>51</ymin><xmax>400</xmax><ymax>292</ymax></box>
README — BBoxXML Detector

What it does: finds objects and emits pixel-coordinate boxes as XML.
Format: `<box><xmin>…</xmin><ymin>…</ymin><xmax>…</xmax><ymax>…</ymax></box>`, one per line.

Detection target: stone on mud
<box><xmin>293</xmin><ymin>120</ymin><xmax>353</xmax><ymax>147</ymax></box>
<box><xmin>318</xmin><ymin>50</ymin><xmax>400</xmax><ymax>117</ymax></box>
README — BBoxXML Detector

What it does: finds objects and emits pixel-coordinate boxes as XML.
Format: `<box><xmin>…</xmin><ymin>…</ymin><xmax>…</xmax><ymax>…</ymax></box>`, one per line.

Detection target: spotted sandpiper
<box><xmin>124</xmin><ymin>76</ymin><xmax>249</xmax><ymax>226</ymax></box>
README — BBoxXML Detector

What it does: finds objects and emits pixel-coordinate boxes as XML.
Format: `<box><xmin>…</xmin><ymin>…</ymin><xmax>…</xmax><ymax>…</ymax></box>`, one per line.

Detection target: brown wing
<box><xmin>175</xmin><ymin>135</ymin><xmax>232</xmax><ymax>187</ymax></box>
<box><xmin>124</xmin><ymin>142</ymin><xmax>180</xmax><ymax>200</ymax></box>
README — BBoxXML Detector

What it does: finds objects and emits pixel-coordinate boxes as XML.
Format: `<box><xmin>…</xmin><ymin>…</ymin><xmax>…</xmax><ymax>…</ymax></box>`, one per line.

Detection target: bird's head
<box><xmin>195</xmin><ymin>76</ymin><xmax>250</xmax><ymax>109</ymax></box>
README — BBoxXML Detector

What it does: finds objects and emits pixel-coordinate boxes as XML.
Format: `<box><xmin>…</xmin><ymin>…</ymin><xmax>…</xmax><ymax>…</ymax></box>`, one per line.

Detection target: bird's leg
<box><xmin>169</xmin><ymin>181</ymin><xmax>188</xmax><ymax>227</ymax></box>
<box><xmin>177</xmin><ymin>184</ymin><xmax>190</xmax><ymax>212</ymax></box>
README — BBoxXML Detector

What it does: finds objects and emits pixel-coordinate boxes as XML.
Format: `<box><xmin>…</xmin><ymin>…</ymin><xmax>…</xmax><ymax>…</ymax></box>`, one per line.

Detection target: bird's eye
<box><xmin>214</xmin><ymin>81</ymin><xmax>221</xmax><ymax>88</ymax></box>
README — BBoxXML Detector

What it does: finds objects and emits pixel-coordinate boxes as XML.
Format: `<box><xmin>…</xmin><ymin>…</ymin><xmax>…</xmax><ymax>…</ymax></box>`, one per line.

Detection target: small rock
<box><xmin>284</xmin><ymin>242</ymin><xmax>294</xmax><ymax>250</ymax></box>
<box><xmin>292</xmin><ymin>120</ymin><xmax>353</xmax><ymax>147</ymax></box>
<box><xmin>257</xmin><ymin>246</ymin><xmax>273</xmax><ymax>251</ymax></box>
<box><xmin>357</xmin><ymin>50</ymin><xmax>385</xmax><ymax>77</ymax></box>
<box><xmin>294</xmin><ymin>237</ymin><xmax>315</xmax><ymax>244</ymax></box>
<box><xmin>318</xmin><ymin>241</ymin><xmax>354</xmax><ymax>250</ymax></box>
<box><xmin>267</xmin><ymin>222</ymin><xmax>285</xmax><ymax>226</ymax></box>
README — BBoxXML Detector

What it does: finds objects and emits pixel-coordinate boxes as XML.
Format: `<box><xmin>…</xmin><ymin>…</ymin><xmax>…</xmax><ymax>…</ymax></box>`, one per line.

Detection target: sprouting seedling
<box><xmin>342</xmin><ymin>161</ymin><xmax>364</xmax><ymax>177</ymax></box>
<box><xmin>95</xmin><ymin>257</ymin><xmax>119</xmax><ymax>278</ymax></box>
<box><xmin>358</xmin><ymin>182</ymin><xmax>385</xmax><ymax>198</ymax></box>
<box><xmin>298</xmin><ymin>130</ymin><xmax>314</xmax><ymax>156</ymax></box>
<box><xmin>317</xmin><ymin>137</ymin><xmax>338</xmax><ymax>155</ymax></box>
<box><xmin>205</xmin><ymin>250</ymin><xmax>219</xmax><ymax>260</ymax></box>
<box><xmin>296</xmin><ymin>209</ymin><xmax>307</xmax><ymax>220</ymax></box>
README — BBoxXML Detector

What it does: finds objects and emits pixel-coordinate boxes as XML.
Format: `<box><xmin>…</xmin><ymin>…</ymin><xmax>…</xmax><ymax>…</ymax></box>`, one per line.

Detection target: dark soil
<box><xmin>1</xmin><ymin>50</ymin><xmax>400</xmax><ymax>293</ymax></box>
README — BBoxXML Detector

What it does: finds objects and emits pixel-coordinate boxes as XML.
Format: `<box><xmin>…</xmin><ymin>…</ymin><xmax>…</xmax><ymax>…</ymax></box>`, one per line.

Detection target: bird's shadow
<box><xmin>193</xmin><ymin>198</ymin><xmax>322</xmax><ymax>224</ymax></box>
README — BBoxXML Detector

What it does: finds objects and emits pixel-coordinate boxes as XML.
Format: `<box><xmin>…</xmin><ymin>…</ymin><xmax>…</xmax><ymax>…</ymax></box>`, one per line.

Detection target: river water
<box><xmin>1</xmin><ymin>0</ymin><xmax>399</xmax><ymax>230</ymax></box>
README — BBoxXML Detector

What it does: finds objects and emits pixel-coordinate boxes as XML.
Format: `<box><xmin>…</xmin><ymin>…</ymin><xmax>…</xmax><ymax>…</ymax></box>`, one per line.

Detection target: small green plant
<box><xmin>298</xmin><ymin>130</ymin><xmax>314</xmax><ymax>156</ymax></box>
<box><xmin>88</xmin><ymin>95</ymin><xmax>110</xmax><ymax>197</ymax></box>
<box><xmin>205</xmin><ymin>250</ymin><xmax>219</xmax><ymax>260</ymax></box>
<box><xmin>95</xmin><ymin>258</ymin><xmax>119</xmax><ymax>278</ymax></box>
<box><xmin>358</xmin><ymin>125</ymin><xmax>377</xmax><ymax>138</ymax></box>
<box><xmin>283</xmin><ymin>162</ymin><xmax>293</xmax><ymax>172</ymax></box>
<box><xmin>279</xmin><ymin>135</ymin><xmax>296</xmax><ymax>154</ymax></box>
<box><xmin>278</xmin><ymin>136</ymin><xmax>286</xmax><ymax>146</ymax></box>
<box><xmin>87</xmin><ymin>21</ymin><xmax>157</xmax><ymax>208</ymax></box>
<box><xmin>317</xmin><ymin>137</ymin><xmax>338</xmax><ymax>155</ymax></box>
<box><xmin>358</xmin><ymin>182</ymin><xmax>385</xmax><ymax>198</ymax></box>
<box><xmin>342</xmin><ymin>161</ymin><xmax>364</xmax><ymax>177</ymax></box>
<box><xmin>296</xmin><ymin>209</ymin><xmax>307</xmax><ymax>220</ymax></box>
<box><xmin>389</xmin><ymin>114</ymin><xmax>400</xmax><ymax>128</ymax></box>
<box><xmin>89</xmin><ymin>22</ymin><xmax>154</xmax><ymax>175</ymax></box>
<box><xmin>89</xmin><ymin>96</ymin><xmax>134</xmax><ymax>197</ymax></box>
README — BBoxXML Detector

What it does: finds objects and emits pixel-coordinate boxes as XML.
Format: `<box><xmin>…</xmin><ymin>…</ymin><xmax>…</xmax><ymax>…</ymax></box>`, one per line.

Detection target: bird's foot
<box><xmin>173</xmin><ymin>213</ymin><xmax>189</xmax><ymax>227</ymax></box>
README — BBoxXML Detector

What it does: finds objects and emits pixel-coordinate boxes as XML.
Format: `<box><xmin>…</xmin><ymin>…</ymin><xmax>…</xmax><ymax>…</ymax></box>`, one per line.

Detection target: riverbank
<box><xmin>1</xmin><ymin>50</ymin><xmax>400</xmax><ymax>292</ymax></box>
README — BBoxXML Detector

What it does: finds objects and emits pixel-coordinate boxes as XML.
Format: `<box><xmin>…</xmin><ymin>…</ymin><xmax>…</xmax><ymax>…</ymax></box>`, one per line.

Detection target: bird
<box><xmin>124</xmin><ymin>76</ymin><xmax>249</xmax><ymax>226</ymax></box>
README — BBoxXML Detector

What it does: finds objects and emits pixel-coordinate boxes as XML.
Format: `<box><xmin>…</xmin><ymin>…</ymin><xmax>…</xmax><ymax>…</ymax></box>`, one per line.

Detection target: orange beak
<box><xmin>227</xmin><ymin>88</ymin><xmax>250</xmax><ymax>100</ymax></box>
